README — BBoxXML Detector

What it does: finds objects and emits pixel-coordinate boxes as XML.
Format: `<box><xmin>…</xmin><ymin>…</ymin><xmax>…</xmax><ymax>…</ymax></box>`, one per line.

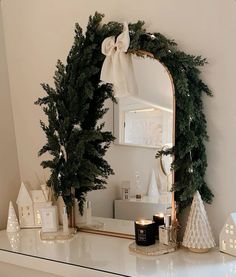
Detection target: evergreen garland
<box><xmin>36</xmin><ymin>12</ymin><xmax>213</xmax><ymax>214</ymax></box>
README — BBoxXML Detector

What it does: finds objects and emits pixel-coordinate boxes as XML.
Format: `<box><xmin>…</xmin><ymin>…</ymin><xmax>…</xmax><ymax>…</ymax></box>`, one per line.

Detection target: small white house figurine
<box><xmin>220</xmin><ymin>213</ymin><xmax>236</xmax><ymax>256</ymax></box>
<box><xmin>16</xmin><ymin>182</ymin><xmax>52</xmax><ymax>228</ymax></box>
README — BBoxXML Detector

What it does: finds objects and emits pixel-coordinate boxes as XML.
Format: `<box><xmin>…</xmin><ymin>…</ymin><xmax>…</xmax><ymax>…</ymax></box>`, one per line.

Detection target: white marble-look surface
<box><xmin>0</xmin><ymin>228</ymin><xmax>236</xmax><ymax>277</ymax></box>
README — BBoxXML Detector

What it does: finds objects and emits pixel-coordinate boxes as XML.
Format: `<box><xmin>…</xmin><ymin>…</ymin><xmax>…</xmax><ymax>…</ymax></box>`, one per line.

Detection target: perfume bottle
<box><xmin>159</xmin><ymin>214</ymin><xmax>172</xmax><ymax>245</ymax></box>
<box><xmin>159</xmin><ymin>225</ymin><xmax>171</xmax><ymax>245</ymax></box>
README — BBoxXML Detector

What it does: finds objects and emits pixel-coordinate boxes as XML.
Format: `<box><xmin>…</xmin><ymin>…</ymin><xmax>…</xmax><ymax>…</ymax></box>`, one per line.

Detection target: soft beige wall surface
<box><xmin>1</xmin><ymin>0</ymin><xmax>236</xmax><ymax>238</ymax></box>
<box><xmin>0</xmin><ymin>5</ymin><xmax>20</xmax><ymax>229</ymax></box>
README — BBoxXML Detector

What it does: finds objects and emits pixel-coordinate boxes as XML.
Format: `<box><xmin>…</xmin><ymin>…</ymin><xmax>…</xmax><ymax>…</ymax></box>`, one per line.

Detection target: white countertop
<box><xmin>0</xmin><ymin>228</ymin><xmax>236</xmax><ymax>277</ymax></box>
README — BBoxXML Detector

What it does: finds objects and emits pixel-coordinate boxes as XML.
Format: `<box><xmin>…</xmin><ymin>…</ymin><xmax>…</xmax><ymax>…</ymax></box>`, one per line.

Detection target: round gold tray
<box><xmin>129</xmin><ymin>241</ymin><xmax>177</xmax><ymax>256</ymax></box>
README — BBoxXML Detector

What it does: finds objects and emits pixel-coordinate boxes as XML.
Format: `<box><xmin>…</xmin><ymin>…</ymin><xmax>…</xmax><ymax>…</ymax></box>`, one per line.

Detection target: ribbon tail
<box><xmin>100</xmin><ymin>22</ymin><xmax>138</xmax><ymax>98</ymax></box>
<box><xmin>100</xmin><ymin>55</ymin><xmax>114</xmax><ymax>84</ymax></box>
<box><xmin>112</xmin><ymin>52</ymin><xmax>138</xmax><ymax>97</ymax></box>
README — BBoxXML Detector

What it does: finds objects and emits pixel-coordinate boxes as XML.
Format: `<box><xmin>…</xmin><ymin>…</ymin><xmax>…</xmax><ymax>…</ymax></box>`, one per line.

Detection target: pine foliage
<box><xmin>36</xmin><ymin>12</ymin><xmax>213</xmax><ymax>214</ymax></box>
<box><xmin>35</xmin><ymin>13</ymin><xmax>118</xmax><ymax>214</ymax></box>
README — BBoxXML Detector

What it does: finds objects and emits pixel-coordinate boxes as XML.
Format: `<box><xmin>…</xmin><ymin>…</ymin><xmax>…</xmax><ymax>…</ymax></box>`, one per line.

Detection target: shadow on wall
<box><xmin>0</xmin><ymin>5</ymin><xmax>20</xmax><ymax>230</ymax></box>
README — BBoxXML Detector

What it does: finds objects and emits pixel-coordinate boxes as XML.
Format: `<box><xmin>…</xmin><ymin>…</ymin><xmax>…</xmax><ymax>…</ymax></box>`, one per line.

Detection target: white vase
<box><xmin>75</xmin><ymin>200</ymin><xmax>92</xmax><ymax>226</ymax></box>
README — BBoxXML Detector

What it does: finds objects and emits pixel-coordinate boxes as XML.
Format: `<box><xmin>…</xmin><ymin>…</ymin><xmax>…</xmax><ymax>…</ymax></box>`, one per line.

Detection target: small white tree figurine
<box><xmin>7</xmin><ymin>201</ymin><xmax>20</xmax><ymax>233</ymax></box>
<box><xmin>147</xmin><ymin>169</ymin><xmax>160</xmax><ymax>200</ymax></box>
<box><xmin>182</xmin><ymin>191</ymin><xmax>215</xmax><ymax>252</ymax></box>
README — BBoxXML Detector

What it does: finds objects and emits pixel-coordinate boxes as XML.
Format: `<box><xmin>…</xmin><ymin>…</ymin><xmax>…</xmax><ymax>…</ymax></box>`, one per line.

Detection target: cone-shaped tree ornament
<box><xmin>147</xmin><ymin>169</ymin><xmax>160</xmax><ymax>200</ymax></box>
<box><xmin>7</xmin><ymin>201</ymin><xmax>20</xmax><ymax>233</ymax></box>
<box><xmin>182</xmin><ymin>191</ymin><xmax>215</xmax><ymax>252</ymax></box>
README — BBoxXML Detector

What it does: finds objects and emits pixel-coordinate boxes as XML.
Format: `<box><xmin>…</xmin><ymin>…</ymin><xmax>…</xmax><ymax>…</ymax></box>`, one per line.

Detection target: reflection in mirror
<box><xmin>114</xmin><ymin>96</ymin><xmax>173</xmax><ymax>148</ymax></box>
<box><xmin>160</xmin><ymin>145</ymin><xmax>173</xmax><ymax>177</ymax></box>
<box><xmin>87</xmin><ymin>52</ymin><xmax>175</xmax><ymax>228</ymax></box>
<box><xmin>114</xmin><ymin>55</ymin><xmax>173</xmax><ymax>149</ymax></box>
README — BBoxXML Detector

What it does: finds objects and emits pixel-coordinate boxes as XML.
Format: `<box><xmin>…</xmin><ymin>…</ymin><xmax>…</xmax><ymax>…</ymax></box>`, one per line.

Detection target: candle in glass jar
<box><xmin>153</xmin><ymin>213</ymin><xmax>165</xmax><ymax>240</ymax></box>
<box><xmin>153</xmin><ymin>213</ymin><xmax>165</xmax><ymax>225</ymax></box>
<box><xmin>135</xmin><ymin>220</ymin><xmax>155</xmax><ymax>246</ymax></box>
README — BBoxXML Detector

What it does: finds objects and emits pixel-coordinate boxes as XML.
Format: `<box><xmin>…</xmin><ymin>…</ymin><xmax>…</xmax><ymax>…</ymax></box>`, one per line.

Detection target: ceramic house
<box><xmin>219</xmin><ymin>213</ymin><xmax>236</xmax><ymax>256</ymax></box>
<box><xmin>16</xmin><ymin>182</ymin><xmax>52</xmax><ymax>228</ymax></box>
<box><xmin>32</xmin><ymin>190</ymin><xmax>52</xmax><ymax>227</ymax></box>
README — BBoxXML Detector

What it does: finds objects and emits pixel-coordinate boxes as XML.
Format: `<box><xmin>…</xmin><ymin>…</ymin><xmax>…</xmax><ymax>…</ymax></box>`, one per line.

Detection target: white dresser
<box><xmin>0</xmin><ymin>226</ymin><xmax>236</xmax><ymax>277</ymax></box>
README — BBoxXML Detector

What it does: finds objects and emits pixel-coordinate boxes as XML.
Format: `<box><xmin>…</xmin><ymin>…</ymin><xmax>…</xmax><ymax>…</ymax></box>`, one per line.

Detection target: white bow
<box><xmin>100</xmin><ymin>22</ymin><xmax>137</xmax><ymax>98</ymax></box>
<box><xmin>101</xmin><ymin>22</ymin><xmax>130</xmax><ymax>56</ymax></box>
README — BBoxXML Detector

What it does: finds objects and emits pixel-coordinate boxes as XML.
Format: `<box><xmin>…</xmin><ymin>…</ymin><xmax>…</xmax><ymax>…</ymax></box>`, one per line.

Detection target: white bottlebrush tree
<box><xmin>7</xmin><ymin>201</ymin><xmax>20</xmax><ymax>233</ymax></box>
<box><xmin>182</xmin><ymin>191</ymin><xmax>215</xmax><ymax>252</ymax></box>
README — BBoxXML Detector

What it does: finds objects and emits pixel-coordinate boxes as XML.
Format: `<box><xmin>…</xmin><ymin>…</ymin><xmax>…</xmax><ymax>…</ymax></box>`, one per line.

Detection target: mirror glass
<box><xmin>86</xmin><ymin>53</ymin><xmax>175</xmax><ymax>230</ymax></box>
<box><xmin>114</xmin><ymin>55</ymin><xmax>173</xmax><ymax>149</ymax></box>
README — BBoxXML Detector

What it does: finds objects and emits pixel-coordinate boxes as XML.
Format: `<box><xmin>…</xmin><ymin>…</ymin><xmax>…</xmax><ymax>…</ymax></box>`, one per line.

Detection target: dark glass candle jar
<box><xmin>135</xmin><ymin>220</ymin><xmax>156</xmax><ymax>246</ymax></box>
<box><xmin>153</xmin><ymin>213</ymin><xmax>165</xmax><ymax>240</ymax></box>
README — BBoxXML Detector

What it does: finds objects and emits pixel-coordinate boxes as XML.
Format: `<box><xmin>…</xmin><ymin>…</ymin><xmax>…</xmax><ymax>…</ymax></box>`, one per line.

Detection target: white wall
<box><xmin>0</xmin><ymin>5</ymin><xmax>20</xmax><ymax>229</ymax></box>
<box><xmin>1</xmin><ymin>0</ymin><xmax>236</xmax><ymax>239</ymax></box>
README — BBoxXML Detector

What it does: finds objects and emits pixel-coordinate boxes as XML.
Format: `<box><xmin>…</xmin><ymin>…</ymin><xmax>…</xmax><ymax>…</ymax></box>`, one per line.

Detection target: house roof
<box><xmin>31</xmin><ymin>190</ymin><xmax>46</xmax><ymax>202</ymax></box>
<box><xmin>16</xmin><ymin>182</ymin><xmax>33</xmax><ymax>204</ymax></box>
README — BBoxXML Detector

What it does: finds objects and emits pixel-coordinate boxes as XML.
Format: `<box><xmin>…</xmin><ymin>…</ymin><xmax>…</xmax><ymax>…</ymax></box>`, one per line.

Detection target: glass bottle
<box><xmin>135</xmin><ymin>171</ymin><xmax>142</xmax><ymax>199</ymax></box>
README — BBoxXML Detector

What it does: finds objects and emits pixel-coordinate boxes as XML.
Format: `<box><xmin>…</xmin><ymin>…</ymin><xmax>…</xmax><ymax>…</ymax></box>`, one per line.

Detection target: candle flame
<box><xmin>136</xmin><ymin>219</ymin><xmax>152</xmax><ymax>225</ymax></box>
<box><xmin>155</xmin><ymin>213</ymin><xmax>164</xmax><ymax>218</ymax></box>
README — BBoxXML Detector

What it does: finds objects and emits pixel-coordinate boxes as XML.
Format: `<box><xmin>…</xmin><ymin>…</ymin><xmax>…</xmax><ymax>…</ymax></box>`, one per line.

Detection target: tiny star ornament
<box><xmin>182</xmin><ymin>191</ymin><xmax>215</xmax><ymax>252</ymax></box>
<box><xmin>7</xmin><ymin>201</ymin><xmax>20</xmax><ymax>233</ymax></box>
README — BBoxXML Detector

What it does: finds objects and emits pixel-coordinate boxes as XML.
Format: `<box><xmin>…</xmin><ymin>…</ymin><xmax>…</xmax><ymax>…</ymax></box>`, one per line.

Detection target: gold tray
<box><xmin>129</xmin><ymin>241</ymin><xmax>177</xmax><ymax>256</ymax></box>
<box><xmin>40</xmin><ymin>228</ymin><xmax>76</xmax><ymax>241</ymax></box>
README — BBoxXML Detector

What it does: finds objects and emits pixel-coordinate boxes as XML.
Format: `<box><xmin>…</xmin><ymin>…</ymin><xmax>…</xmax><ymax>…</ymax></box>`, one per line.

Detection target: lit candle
<box><xmin>153</xmin><ymin>213</ymin><xmax>165</xmax><ymax>240</ymax></box>
<box><xmin>135</xmin><ymin>219</ymin><xmax>155</xmax><ymax>246</ymax></box>
<box><xmin>138</xmin><ymin>220</ymin><xmax>152</xmax><ymax>225</ymax></box>
<box><xmin>153</xmin><ymin>213</ymin><xmax>165</xmax><ymax>225</ymax></box>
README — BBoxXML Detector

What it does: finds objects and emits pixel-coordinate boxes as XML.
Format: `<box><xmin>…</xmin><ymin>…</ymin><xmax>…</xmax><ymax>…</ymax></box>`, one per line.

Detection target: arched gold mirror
<box><xmin>87</xmin><ymin>51</ymin><xmax>175</xmax><ymax>226</ymax></box>
<box><xmin>113</xmin><ymin>51</ymin><xmax>175</xmax><ymax>214</ymax></box>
